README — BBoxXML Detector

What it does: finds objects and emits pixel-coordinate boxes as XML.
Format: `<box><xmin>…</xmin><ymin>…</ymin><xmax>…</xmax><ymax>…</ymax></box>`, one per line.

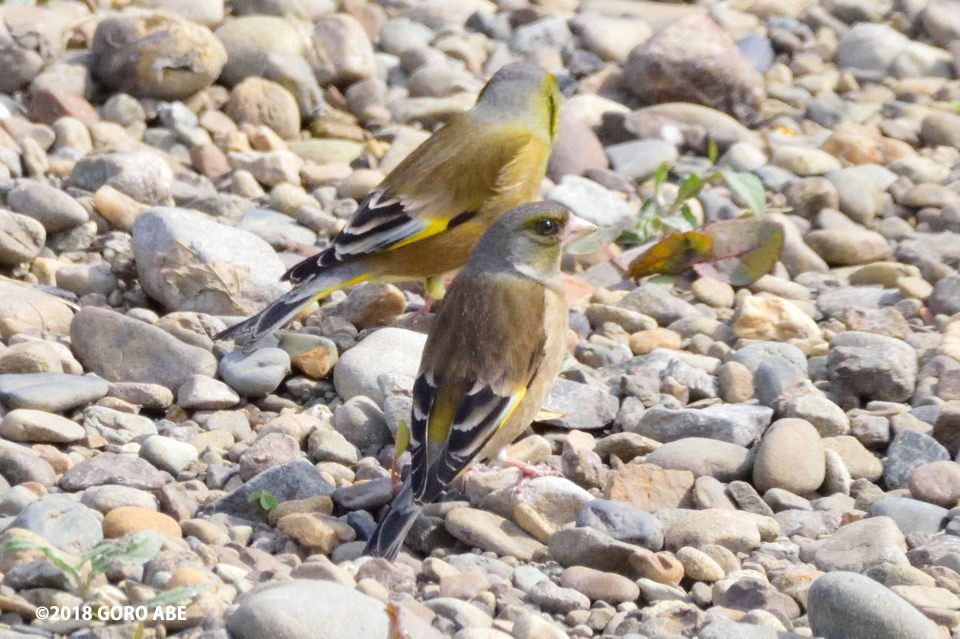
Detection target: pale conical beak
<box><xmin>563</xmin><ymin>213</ymin><xmax>597</xmax><ymax>245</ymax></box>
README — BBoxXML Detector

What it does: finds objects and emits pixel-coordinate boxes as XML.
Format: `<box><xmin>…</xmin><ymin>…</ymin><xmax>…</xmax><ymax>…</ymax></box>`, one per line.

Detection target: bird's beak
<box><xmin>563</xmin><ymin>213</ymin><xmax>597</xmax><ymax>245</ymax></box>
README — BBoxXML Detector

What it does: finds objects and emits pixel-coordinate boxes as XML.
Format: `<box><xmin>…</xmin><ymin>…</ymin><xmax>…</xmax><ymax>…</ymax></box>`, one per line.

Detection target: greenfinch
<box><xmin>217</xmin><ymin>62</ymin><xmax>561</xmax><ymax>349</ymax></box>
<box><xmin>363</xmin><ymin>202</ymin><xmax>596</xmax><ymax>559</ymax></box>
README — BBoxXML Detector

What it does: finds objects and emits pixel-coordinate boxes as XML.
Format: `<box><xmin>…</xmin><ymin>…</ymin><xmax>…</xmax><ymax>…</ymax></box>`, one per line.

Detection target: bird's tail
<box><xmin>364</xmin><ymin>478</ymin><xmax>421</xmax><ymax>560</ymax></box>
<box><xmin>215</xmin><ymin>262</ymin><xmax>369</xmax><ymax>352</ymax></box>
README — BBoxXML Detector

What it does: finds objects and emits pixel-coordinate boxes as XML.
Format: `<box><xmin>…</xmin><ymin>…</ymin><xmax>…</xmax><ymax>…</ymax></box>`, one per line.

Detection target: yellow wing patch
<box><xmin>394</xmin><ymin>419</ymin><xmax>411</xmax><ymax>459</ymax></box>
<box><xmin>498</xmin><ymin>388</ymin><xmax>528</xmax><ymax>432</ymax></box>
<box><xmin>310</xmin><ymin>273</ymin><xmax>370</xmax><ymax>304</ymax></box>
<box><xmin>385</xmin><ymin>217</ymin><xmax>450</xmax><ymax>252</ymax></box>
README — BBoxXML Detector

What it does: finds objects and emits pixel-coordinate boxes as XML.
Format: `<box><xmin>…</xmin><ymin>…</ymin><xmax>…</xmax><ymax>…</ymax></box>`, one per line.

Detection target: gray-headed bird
<box><xmin>217</xmin><ymin>62</ymin><xmax>561</xmax><ymax>350</ymax></box>
<box><xmin>363</xmin><ymin>202</ymin><xmax>595</xmax><ymax>560</ymax></box>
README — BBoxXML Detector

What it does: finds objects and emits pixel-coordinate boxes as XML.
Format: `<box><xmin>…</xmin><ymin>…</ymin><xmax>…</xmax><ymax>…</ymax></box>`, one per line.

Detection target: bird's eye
<box><xmin>535</xmin><ymin>218</ymin><xmax>559</xmax><ymax>236</ymax></box>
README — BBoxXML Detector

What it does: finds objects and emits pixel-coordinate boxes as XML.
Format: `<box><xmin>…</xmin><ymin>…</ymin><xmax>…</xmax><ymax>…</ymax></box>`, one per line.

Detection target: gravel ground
<box><xmin>0</xmin><ymin>0</ymin><xmax>959</xmax><ymax>638</ymax></box>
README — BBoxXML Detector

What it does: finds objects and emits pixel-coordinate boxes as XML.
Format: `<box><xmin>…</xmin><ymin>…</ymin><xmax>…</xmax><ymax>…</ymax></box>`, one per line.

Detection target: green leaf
<box><xmin>649</xmin><ymin>274</ymin><xmax>677</xmax><ymax>286</ymax></box>
<box><xmin>626</xmin><ymin>230</ymin><xmax>714</xmax><ymax>279</ymax></box>
<box><xmin>3</xmin><ymin>539</ymin><xmax>81</xmax><ymax>583</ymax></box>
<box><xmin>953</xmin><ymin>101</ymin><xmax>960</xmax><ymax>115</ymax></box>
<box><xmin>722</xmin><ymin>170</ymin><xmax>766</xmax><ymax>215</ymax></box>
<box><xmin>693</xmin><ymin>217</ymin><xmax>785</xmax><ymax>286</ymax></box>
<box><xmin>653</xmin><ymin>162</ymin><xmax>669</xmax><ymax>191</ymax></box>
<box><xmin>627</xmin><ymin>217</ymin><xmax>785</xmax><ymax>286</ymax></box>
<box><xmin>617</xmin><ymin>228</ymin><xmax>646</xmax><ymax>245</ymax></box>
<box><xmin>680</xmin><ymin>203</ymin><xmax>699</xmax><ymax>229</ymax></box>
<box><xmin>707</xmin><ymin>139</ymin><xmax>719</xmax><ymax>165</ymax></box>
<box><xmin>138</xmin><ymin>584</ymin><xmax>209</xmax><ymax>609</ymax></box>
<box><xmin>248</xmin><ymin>490</ymin><xmax>278</xmax><ymax>511</ymax></box>
<box><xmin>672</xmin><ymin>174</ymin><xmax>707</xmax><ymax>212</ymax></box>
<box><xmin>117</xmin><ymin>530</ymin><xmax>165</xmax><ymax>565</ymax></box>
<box><xmin>81</xmin><ymin>531</ymin><xmax>165</xmax><ymax>579</ymax></box>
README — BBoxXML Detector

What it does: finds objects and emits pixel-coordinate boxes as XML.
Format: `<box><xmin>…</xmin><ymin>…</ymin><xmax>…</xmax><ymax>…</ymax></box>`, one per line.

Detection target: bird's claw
<box><xmin>390</xmin><ymin>463</ymin><xmax>403</xmax><ymax>493</ymax></box>
<box><xmin>500</xmin><ymin>459</ymin><xmax>561</xmax><ymax>494</ymax></box>
<box><xmin>606</xmin><ymin>245</ymin><xmax>629</xmax><ymax>274</ymax></box>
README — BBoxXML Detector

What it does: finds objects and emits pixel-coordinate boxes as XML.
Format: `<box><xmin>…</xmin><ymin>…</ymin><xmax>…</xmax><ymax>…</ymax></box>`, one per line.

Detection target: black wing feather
<box><xmin>282</xmin><ymin>190</ymin><xmax>425</xmax><ymax>283</ymax></box>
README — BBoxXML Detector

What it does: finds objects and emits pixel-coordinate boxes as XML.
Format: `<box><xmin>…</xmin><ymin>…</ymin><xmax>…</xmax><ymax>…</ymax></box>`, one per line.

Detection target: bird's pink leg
<box><xmin>606</xmin><ymin>245</ymin><xmax>629</xmax><ymax>274</ymax></box>
<box><xmin>499</xmin><ymin>459</ymin><xmax>561</xmax><ymax>494</ymax></box>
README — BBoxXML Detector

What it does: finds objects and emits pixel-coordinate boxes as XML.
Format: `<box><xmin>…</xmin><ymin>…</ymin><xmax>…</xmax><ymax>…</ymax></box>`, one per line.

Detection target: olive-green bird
<box><xmin>216</xmin><ymin>62</ymin><xmax>561</xmax><ymax>350</ymax></box>
<box><xmin>363</xmin><ymin>202</ymin><xmax>596</xmax><ymax>560</ymax></box>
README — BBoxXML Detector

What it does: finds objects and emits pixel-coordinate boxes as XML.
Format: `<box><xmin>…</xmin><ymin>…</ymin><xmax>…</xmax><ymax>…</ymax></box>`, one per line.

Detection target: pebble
<box><xmin>540</xmin><ymin>378</ymin><xmax>619</xmax><ymax>431</ymax></box>
<box><xmin>132</xmin><ymin>207</ymin><xmax>289</xmax><ymax>315</ymax></box>
<box><xmin>605</xmin><ymin>139</ymin><xmax>679</xmax><ymax>181</ymax></box>
<box><xmin>333</xmin><ymin>328</ymin><xmax>426</xmax><ymax>404</ymax></box>
<box><xmin>777</xmin><ymin>393</ymin><xmax>850</xmax><ymax>437</ymax></box>
<box><xmin>277</xmin><ymin>513</ymin><xmax>355</xmax><ymax>554</ymax></box>
<box><xmin>69</xmin><ymin>151</ymin><xmax>173</xmax><ymax>205</ymax></box>
<box><xmin>884</xmin><ymin>429</ymin><xmax>950</xmax><ymax>489</ymax></box>
<box><xmin>226</xmin><ymin>580</ymin><xmax>389</xmax><ymax>639</ymax></box>
<box><xmin>239</xmin><ymin>432</ymin><xmax>302</xmax><ymax>480</ymax></box>
<box><xmin>576</xmin><ymin>499</ymin><xmax>664</xmax><ymax>550</ymax></box>
<box><xmin>732</xmin><ymin>295</ymin><xmax>822</xmax><ymax>344</ymax></box>
<box><xmin>226</xmin><ymin>77</ymin><xmax>301</xmax><ymax>139</ymax></box>
<box><xmin>102</xmin><ymin>506</ymin><xmax>181</xmax><ymax>538</ymax></box>
<box><xmin>772</xmin><ymin>146</ymin><xmax>843</xmax><ymax>175</ymax></box>
<box><xmin>828</xmin><ymin>331</ymin><xmax>917</xmax><ymax>404</ymax></box>
<box><xmin>6</xmin><ymin>180</ymin><xmax>89</xmax><ymax>232</ymax></box>
<box><xmin>808</xmin><ymin>571</ymin><xmax>940</xmax><ymax>639</ymax></box>
<box><xmin>424</xmin><ymin>597</ymin><xmax>493</xmax><ymax>630</ymax></box>
<box><xmin>0</xmin><ymin>373</ymin><xmax>108</xmax><ymax>412</ymax></box>
<box><xmin>177</xmin><ymin>374</ymin><xmax>239</xmax><ymax>410</ymax></box>
<box><xmin>0</xmin><ymin>210</ymin><xmax>45</xmax><ymax>265</ymax></box>
<box><xmin>81</xmin><ymin>485</ymin><xmax>158</xmax><ymax>513</ymax></box>
<box><xmin>753</xmin><ymin>419</ymin><xmax>826</xmax><ymax>494</ymax></box>
<box><xmin>645</xmin><ymin>438</ymin><xmax>752</xmax><ymax>482</ymax></box>
<box><xmin>560</xmin><ymin>565</ymin><xmax>639</xmax><ymax>603</ymax></box>
<box><xmin>12</xmin><ymin>495</ymin><xmax>103</xmax><ymax>554</ymax></box>
<box><xmin>665</xmin><ymin>509</ymin><xmax>763</xmax><ymax>553</ymax></box>
<box><xmin>909</xmin><ymin>460</ymin><xmax>960</xmax><ymax>507</ymax></box>
<box><xmin>676</xmin><ymin>546</ymin><xmax>726</xmax><ymax>582</ymax></box>
<box><xmin>0</xmin><ymin>409</ymin><xmax>85</xmax><ymax>443</ymax></box>
<box><xmin>823</xmin><ymin>436</ymin><xmax>883</xmax><ymax>481</ymax></box>
<box><xmin>604</xmin><ymin>463</ymin><xmax>694</xmax><ymax>512</ymax></box>
<box><xmin>333</xmin><ymin>396</ymin><xmax>392</xmax><ymax>452</ymax></box>
<box><xmin>60</xmin><ymin>452</ymin><xmax>168</xmax><ymax>491</ymax></box>
<box><xmin>445</xmin><ymin>507</ymin><xmax>544</xmax><ymax>561</ymax></box>
<box><xmin>0</xmin><ymin>340</ymin><xmax>63</xmax><ymax>373</ymax></box>
<box><xmin>205</xmin><ymin>459</ymin><xmax>334</xmax><ymax>522</ymax></box>
<box><xmin>630</xmin><ymin>404</ymin><xmax>773</xmax><ymax>447</ymax></box>
<box><xmin>718</xmin><ymin>361</ymin><xmax>755</xmax><ymax>403</ymax></box>
<box><xmin>805</xmin><ymin>516</ymin><xmax>907</xmax><ymax>572</ymax></box>
<box><xmin>218</xmin><ymin>348</ymin><xmax>291</xmax><ymax>397</ymax></box>
<box><xmin>71</xmin><ymin>306</ymin><xmax>217</xmax><ymax>390</ymax></box>
<box><xmin>622</xmin><ymin>14</ymin><xmax>763</xmax><ymax>122</ymax></box>
<box><xmin>871</xmin><ymin>496</ymin><xmax>948</xmax><ymax>536</ymax></box>
<box><xmin>140</xmin><ymin>435</ymin><xmax>199</xmax><ymax>475</ymax></box>
<box><xmin>92</xmin><ymin>13</ymin><xmax>226</xmax><ymax>99</ymax></box>
<box><xmin>513</xmin><ymin>613</ymin><xmax>569</xmax><ymax>639</ymax></box>
<box><xmin>0</xmin><ymin>281</ymin><xmax>75</xmax><ymax>338</ymax></box>
<box><xmin>805</xmin><ymin>229</ymin><xmax>892</xmax><ymax>266</ymax></box>
<box><xmin>82</xmin><ymin>405</ymin><xmax>156</xmax><ymax>444</ymax></box>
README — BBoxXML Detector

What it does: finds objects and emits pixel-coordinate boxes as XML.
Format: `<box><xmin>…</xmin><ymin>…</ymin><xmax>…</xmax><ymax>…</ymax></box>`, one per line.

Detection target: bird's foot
<box><xmin>390</xmin><ymin>462</ymin><xmax>403</xmax><ymax>494</ymax></box>
<box><xmin>414</xmin><ymin>298</ymin><xmax>435</xmax><ymax>315</ymax></box>
<box><xmin>605</xmin><ymin>245</ymin><xmax>629</xmax><ymax>274</ymax></box>
<box><xmin>500</xmin><ymin>459</ymin><xmax>561</xmax><ymax>494</ymax></box>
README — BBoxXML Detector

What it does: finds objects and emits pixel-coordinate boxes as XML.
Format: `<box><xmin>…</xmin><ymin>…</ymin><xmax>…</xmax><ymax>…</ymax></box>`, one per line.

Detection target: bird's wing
<box><xmin>406</xmin><ymin>273</ymin><xmax>547</xmax><ymax>501</ymax></box>
<box><xmin>282</xmin><ymin>121</ymin><xmax>538</xmax><ymax>283</ymax></box>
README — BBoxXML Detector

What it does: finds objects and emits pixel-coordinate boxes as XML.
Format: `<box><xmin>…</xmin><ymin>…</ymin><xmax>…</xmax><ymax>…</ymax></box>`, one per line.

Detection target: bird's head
<box><xmin>471</xmin><ymin>202</ymin><xmax>596</xmax><ymax>283</ymax></box>
<box><xmin>474</xmin><ymin>62</ymin><xmax>561</xmax><ymax>142</ymax></box>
